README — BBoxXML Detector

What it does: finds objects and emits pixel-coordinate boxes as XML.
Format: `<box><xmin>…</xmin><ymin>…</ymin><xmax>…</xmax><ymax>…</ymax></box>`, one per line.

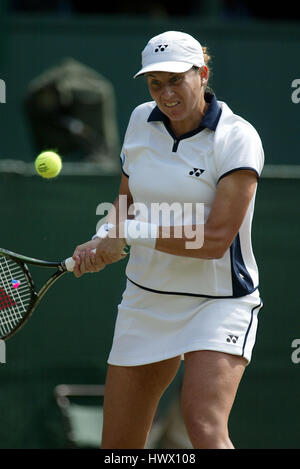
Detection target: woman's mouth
<box><xmin>164</xmin><ymin>101</ymin><xmax>180</xmax><ymax>108</ymax></box>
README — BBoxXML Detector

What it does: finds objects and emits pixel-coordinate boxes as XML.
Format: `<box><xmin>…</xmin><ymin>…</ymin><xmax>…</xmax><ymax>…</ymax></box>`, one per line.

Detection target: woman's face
<box><xmin>146</xmin><ymin>67</ymin><xmax>207</xmax><ymax>127</ymax></box>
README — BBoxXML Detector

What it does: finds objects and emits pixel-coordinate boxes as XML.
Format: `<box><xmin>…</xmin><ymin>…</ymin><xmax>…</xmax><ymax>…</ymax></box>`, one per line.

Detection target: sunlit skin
<box><xmin>146</xmin><ymin>66</ymin><xmax>209</xmax><ymax>137</ymax></box>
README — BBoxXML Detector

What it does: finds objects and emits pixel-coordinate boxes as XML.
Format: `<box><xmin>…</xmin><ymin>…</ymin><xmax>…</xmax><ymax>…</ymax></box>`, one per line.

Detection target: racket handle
<box><xmin>64</xmin><ymin>256</ymin><xmax>76</xmax><ymax>272</ymax></box>
<box><xmin>64</xmin><ymin>249</ymin><xmax>97</xmax><ymax>272</ymax></box>
<box><xmin>65</xmin><ymin>224</ymin><xmax>113</xmax><ymax>272</ymax></box>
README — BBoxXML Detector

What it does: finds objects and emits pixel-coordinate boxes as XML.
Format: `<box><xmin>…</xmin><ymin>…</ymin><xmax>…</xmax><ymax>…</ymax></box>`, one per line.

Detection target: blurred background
<box><xmin>0</xmin><ymin>0</ymin><xmax>299</xmax><ymax>449</ymax></box>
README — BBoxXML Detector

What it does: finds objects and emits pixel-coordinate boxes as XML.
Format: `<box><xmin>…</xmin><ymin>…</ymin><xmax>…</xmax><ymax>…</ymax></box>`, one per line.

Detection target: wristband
<box><xmin>124</xmin><ymin>220</ymin><xmax>158</xmax><ymax>249</ymax></box>
<box><xmin>92</xmin><ymin>223</ymin><xmax>115</xmax><ymax>240</ymax></box>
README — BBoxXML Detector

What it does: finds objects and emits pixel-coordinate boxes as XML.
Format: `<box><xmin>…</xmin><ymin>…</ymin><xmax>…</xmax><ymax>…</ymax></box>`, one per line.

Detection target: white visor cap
<box><xmin>134</xmin><ymin>31</ymin><xmax>205</xmax><ymax>78</ymax></box>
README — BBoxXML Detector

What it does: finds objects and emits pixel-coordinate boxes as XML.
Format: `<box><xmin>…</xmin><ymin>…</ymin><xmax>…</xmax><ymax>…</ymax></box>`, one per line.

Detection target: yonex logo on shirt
<box><xmin>189</xmin><ymin>168</ymin><xmax>205</xmax><ymax>178</ymax></box>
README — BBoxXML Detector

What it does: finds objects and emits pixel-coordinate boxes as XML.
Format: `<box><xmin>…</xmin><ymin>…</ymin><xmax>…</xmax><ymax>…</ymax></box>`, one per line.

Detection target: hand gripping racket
<box><xmin>0</xmin><ymin>248</ymin><xmax>77</xmax><ymax>340</ymax></box>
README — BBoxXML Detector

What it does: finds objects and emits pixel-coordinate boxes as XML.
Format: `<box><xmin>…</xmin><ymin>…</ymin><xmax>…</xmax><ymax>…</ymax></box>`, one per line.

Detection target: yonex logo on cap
<box><xmin>155</xmin><ymin>44</ymin><xmax>168</xmax><ymax>53</ymax></box>
<box><xmin>134</xmin><ymin>31</ymin><xmax>205</xmax><ymax>78</ymax></box>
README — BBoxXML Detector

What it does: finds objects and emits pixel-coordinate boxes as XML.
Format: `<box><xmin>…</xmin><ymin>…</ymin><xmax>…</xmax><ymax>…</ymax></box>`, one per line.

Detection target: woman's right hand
<box><xmin>72</xmin><ymin>238</ymin><xmax>106</xmax><ymax>278</ymax></box>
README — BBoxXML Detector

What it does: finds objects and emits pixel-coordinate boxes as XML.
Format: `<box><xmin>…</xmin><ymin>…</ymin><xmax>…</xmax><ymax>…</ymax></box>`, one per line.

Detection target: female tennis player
<box><xmin>72</xmin><ymin>31</ymin><xmax>264</xmax><ymax>449</ymax></box>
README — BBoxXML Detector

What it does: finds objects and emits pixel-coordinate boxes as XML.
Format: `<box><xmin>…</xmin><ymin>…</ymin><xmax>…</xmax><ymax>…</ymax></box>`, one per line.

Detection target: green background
<box><xmin>0</xmin><ymin>174</ymin><xmax>299</xmax><ymax>449</ymax></box>
<box><xmin>0</xmin><ymin>12</ymin><xmax>299</xmax><ymax>449</ymax></box>
<box><xmin>0</xmin><ymin>15</ymin><xmax>299</xmax><ymax>164</ymax></box>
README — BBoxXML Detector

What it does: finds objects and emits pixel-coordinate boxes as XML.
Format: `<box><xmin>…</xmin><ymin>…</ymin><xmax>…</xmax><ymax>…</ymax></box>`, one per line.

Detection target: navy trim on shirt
<box><xmin>127</xmin><ymin>276</ymin><xmax>258</xmax><ymax>299</ymax></box>
<box><xmin>120</xmin><ymin>151</ymin><xmax>129</xmax><ymax>177</ymax></box>
<box><xmin>200</xmin><ymin>92</ymin><xmax>222</xmax><ymax>131</ymax></box>
<box><xmin>148</xmin><ymin>92</ymin><xmax>222</xmax><ymax>152</ymax></box>
<box><xmin>218</xmin><ymin>167</ymin><xmax>260</xmax><ymax>183</ymax></box>
<box><xmin>148</xmin><ymin>92</ymin><xmax>222</xmax><ymax>129</ymax></box>
<box><xmin>230</xmin><ymin>233</ymin><xmax>254</xmax><ymax>297</ymax></box>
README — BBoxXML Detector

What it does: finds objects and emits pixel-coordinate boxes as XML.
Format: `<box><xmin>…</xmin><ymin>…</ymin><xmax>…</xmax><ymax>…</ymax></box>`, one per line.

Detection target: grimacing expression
<box><xmin>146</xmin><ymin>68</ymin><xmax>206</xmax><ymax>124</ymax></box>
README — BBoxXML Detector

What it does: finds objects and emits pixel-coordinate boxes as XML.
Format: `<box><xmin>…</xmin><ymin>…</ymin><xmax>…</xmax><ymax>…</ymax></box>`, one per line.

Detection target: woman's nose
<box><xmin>161</xmin><ymin>86</ymin><xmax>175</xmax><ymax>100</ymax></box>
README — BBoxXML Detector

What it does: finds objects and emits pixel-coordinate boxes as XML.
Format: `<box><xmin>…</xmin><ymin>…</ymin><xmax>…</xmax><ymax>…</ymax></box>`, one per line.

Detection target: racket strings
<box><xmin>0</xmin><ymin>257</ymin><xmax>32</xmax><ymax>336</ymax></box>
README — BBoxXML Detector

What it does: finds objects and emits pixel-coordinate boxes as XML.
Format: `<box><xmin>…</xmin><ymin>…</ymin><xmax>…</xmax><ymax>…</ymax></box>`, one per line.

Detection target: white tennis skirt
<box><xmin>107</xmin><ymin>280</ymin><xmax>263</xmax><ymax>366</ymax></box>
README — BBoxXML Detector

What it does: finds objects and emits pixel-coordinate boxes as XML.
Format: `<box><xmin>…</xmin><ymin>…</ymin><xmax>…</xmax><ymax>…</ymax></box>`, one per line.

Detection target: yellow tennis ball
<box><xmin>35</xmin><ymin>151</ymin><xmax>62</xmax><ymax>179</ymax></box>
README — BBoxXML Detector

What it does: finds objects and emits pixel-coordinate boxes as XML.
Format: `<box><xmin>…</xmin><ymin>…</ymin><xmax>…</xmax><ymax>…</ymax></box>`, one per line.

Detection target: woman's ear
<box><xmin>200</xmin><ymin>65</ymin><xmax>209</xmax><ymax>85</ymax></box>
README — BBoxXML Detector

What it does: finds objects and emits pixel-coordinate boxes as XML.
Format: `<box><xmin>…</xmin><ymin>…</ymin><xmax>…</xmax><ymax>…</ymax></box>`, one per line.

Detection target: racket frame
<box><xmin>0</xmin><ymin>248</ymin><xmax>69</xmax><ymax>340</ymax></box>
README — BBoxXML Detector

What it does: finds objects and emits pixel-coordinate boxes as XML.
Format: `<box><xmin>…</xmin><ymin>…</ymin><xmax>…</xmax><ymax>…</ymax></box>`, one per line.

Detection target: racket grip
<box><xmin>64</xmin><ymin>249</ymin><xmax>97</xmax><ymax>272</ymax></box>
<box><xmin>64</xmin><ymin>256</ymin><xmax>76</xmax><ymax>272</ymax></box>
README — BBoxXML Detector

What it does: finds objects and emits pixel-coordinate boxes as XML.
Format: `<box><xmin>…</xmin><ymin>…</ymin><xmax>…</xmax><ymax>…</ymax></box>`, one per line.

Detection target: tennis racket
<box><xmin>0</xmin><ymin>248</ymin><xmax>77</xmax><ymax>340</ymax></box>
